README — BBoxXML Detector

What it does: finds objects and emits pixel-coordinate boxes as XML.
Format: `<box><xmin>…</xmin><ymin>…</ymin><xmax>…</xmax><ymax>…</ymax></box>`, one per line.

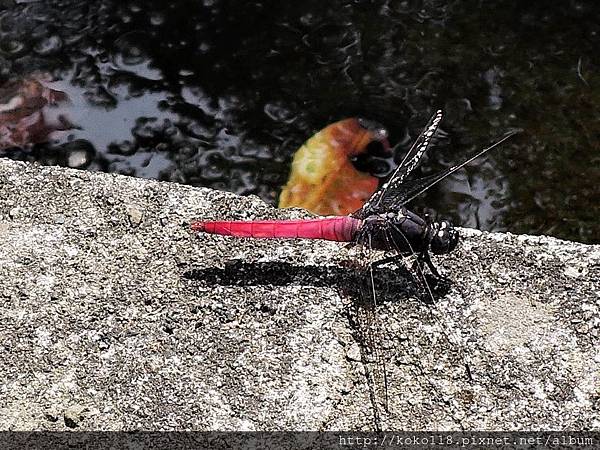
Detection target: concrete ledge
<box><xmin>0</xmin><ymin>158</ymin><xmax>598</xmax><ymax>430</ymax></box>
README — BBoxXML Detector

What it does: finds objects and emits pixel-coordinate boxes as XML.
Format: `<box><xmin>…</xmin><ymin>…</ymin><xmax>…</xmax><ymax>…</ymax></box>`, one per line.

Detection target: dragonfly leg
<box><xmin>418</xmin><ymin>251</ymin><xmax>452</xmax><ymax>291</ymax></box>
<box><xmin>373</xmin><ymin>252</ymin><xmax>446</xmax><ymax>282</ymax></box>
<box><xmin>420</xmin><ymin>251</ymin><xmax>442</xmax><ymax>278</ymax></box>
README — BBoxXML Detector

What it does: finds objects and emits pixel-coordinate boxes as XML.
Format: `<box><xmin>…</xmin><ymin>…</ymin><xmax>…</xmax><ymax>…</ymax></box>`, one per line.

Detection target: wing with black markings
<box><xmin>353</xmin><ymin>110</ymin><xmax>443</xmax><ymax>219</ymax></box>
<box><xmin>374</xmin><ymin>129</ymin><xmax>522</xmax><ymax>212</ymax></box>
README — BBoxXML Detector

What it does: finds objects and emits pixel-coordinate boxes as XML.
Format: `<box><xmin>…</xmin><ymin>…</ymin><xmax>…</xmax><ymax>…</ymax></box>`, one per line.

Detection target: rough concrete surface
<box><xmin>0</xmin><ymin>158</ymin><xmax>598</xmax><ymax>431</ymax></box>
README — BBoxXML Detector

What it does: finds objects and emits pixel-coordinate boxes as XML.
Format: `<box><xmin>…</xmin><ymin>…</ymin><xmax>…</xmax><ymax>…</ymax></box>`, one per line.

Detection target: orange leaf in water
<box><xmin>279</xmin><ymin>118</ymin><xmax>390</xmax><ymax>215</ymax></box>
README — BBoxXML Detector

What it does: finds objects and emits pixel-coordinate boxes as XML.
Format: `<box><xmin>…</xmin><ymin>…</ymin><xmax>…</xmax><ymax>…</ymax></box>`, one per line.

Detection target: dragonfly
<box><xmin>191</xmin><ymin>110</ymin><xmax>520</xmax><ymax>427</ymax></box>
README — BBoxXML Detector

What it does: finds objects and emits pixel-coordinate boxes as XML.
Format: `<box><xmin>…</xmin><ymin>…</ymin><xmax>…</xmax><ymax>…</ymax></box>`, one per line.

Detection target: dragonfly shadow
<box><xmin>184</xmin><ymin>260</ymin><xmax>345</xmax><ymax>287</ymax></box>
<box><xmin>184</xmin><ymin>259</ymin><xmax>450</xmax><ymax>304</ymax></box>
<box><xmin>341</xmin><ymin>264</ymin><xmax>451</xmax><ymax>307</ymax></box>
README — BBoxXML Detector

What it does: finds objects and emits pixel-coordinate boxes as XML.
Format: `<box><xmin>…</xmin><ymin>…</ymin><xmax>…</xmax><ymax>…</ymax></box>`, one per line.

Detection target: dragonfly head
<box><xmin>429</xmin><ymin>220</ymin><xmax>459</xmax><ymax>255</ymax></box>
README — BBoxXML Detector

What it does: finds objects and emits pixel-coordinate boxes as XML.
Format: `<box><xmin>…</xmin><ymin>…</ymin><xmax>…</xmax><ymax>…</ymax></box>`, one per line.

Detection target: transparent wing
<box><xmin>345</xmin><ymin>221</ymin><xmax>439</xmax><ymax>429</ymax></box>
<box><xmin>342</xmin><ymin>228</ymin><xmax>391</xmax><ymax>429</ymax></box>
<box><xmin>371</xmin><ymin>129</ymin><xmax>522</xmax><ymax>214</ymax></box>
<box><xmin>354</xmin><ymin>110</ymin><xmax>443</xmax><ymax>219</ymax></box>
<box><xmin>351</xmin><ymin>221</ymin><xmax>479</xmax><ymax>428</ymax></box>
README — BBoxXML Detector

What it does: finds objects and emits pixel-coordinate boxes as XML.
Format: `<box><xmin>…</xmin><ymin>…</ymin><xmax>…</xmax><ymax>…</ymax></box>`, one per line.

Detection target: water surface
<box><xmin>1</xmin><ymin>0</ymin><xmax>598</xmax><ymax>243</ymax></box>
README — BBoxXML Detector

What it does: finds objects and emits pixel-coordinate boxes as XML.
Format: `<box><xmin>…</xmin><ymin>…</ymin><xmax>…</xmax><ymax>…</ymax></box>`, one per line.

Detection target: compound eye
<box><xmin>430</xmin><ymin>224</ymin><xmax>458</xmax><ymax>255</ymax></box>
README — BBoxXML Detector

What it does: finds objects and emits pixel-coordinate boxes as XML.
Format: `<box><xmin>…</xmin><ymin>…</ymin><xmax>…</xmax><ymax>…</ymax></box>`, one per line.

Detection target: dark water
<box><xmin>1</xmin><ymin>0</ymin><xmax>598</xmax><ymax>243</ymax></box>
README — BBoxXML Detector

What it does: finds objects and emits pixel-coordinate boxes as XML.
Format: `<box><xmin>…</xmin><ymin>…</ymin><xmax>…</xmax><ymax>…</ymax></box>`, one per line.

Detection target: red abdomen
<box><xmin>191</xmin><ymin>216</ymin><xmax>361</xmax><ymax>242</ymax></box>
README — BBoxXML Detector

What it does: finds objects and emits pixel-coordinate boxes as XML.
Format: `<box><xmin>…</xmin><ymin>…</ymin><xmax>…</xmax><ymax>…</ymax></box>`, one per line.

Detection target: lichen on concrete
<box><xmin>0</xmin><ymin>158</ymin><xmax>598</xmax><ymax>431</ymax></box>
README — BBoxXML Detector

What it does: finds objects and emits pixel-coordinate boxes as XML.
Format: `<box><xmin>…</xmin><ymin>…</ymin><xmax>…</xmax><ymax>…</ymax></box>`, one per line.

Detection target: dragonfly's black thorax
<box><xmin>359</xmin><ymin>208</ymin><xmax>429</xmax><ymax>253</ymax></box>
<box><xmin>358</xmin><ymin>207</ymin><xmax>459</xmax><ymax>256</ymax></box>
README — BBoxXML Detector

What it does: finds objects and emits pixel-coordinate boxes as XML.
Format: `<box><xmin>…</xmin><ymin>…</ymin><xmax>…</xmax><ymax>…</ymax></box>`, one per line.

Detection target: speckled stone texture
<box><xmin>0</xmin><ymin>158</ymin><xmax>598</xmax><ymax>431</ymax></box>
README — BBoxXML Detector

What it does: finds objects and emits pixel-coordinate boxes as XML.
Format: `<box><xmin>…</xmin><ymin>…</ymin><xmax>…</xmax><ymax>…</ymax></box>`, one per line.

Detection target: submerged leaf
<box><xmin>279</xmin><ymin>118</ymin><xmax>389</xmax><ymax>215</ymax></box>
